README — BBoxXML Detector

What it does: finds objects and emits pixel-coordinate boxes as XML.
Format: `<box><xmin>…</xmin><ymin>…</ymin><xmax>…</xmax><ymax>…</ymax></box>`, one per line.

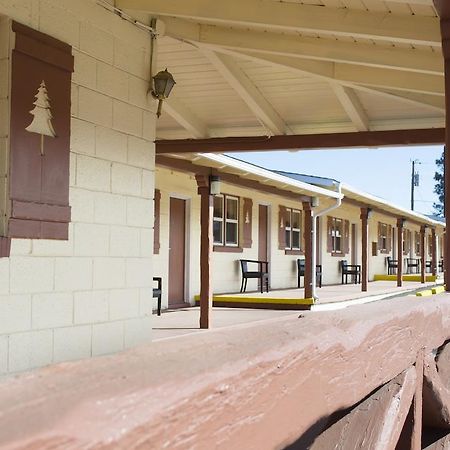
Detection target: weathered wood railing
<box><xmin>0</xmin><ymin>296</ymin><xmax>450</xmax><ymax>449</ymax></box>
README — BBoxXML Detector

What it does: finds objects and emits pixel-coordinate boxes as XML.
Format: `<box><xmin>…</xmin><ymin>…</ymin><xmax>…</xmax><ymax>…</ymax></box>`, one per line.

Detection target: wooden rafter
<box><xmin>331</xmin><ymin>84</ymin><xmax>369</xmax><ymax>132</ymax></box>
<box><xmin>117</xmin><ymin>0</ymin><xmax>440</xmax><ymax>46</ymax></box>
<box><xmin>163</xmin><ymin>98</ymin><xmax>209</xmax><ymax>138</ymax></box>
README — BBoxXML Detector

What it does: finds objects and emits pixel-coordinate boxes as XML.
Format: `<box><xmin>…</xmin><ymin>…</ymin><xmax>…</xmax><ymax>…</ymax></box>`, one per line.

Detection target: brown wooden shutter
<box><xmin>242</xmin><ymin>198</ymin><xmax>253</xmax><ymax>248</ymax></box>
<box><xmin>8</xmin><ymin>22</ymin><xmax>74</xmax><ymax>240</ymax></box>
<box><xmin>344</xmin><ymin>220</ymin><xmax>350</xmax><ymax>255</ymax></box>
<box><xmin>153</xmin><ymin>189</ymin><xmax>161</xmax><ymax>255</ymax></box>
<box><xmin>278</xmin><ymin>206</ymin><xmax>287</xmax><ymax>250</ymax></box>
<box><xmin>387</xmin><ymin>225</ymin><xmax>392</xmax><ymax>253</ymax></box>
<box><xmin>377</xmin><ymin>222</ymin><xmax>382</xmax><ymax>250</ymax></box>
<box><xmin>327</xmin><ymin>216</ymin><xmax>333</xmax><ymax>253</ymax></box>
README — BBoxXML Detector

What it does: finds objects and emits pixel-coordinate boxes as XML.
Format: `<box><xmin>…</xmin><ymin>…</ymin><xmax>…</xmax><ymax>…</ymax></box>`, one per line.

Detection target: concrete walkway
<box><xmin>153</xmin><ymin>279</ymin><xmax>443</xmax><ymax>340</ymax></box>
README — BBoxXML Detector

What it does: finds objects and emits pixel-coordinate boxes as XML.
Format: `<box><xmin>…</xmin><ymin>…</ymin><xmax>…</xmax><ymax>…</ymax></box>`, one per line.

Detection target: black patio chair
<box><xmin>439</xmin><ymin>259</ymin><xmax>444</xmax><ymax>272</ymax></box>
<box><xmin>153</xmin><ymin>277</ymin><xmax>162</xmax><ymax>316</ymax></box>
<box><xmin>239</xmin><ymin>259</ymin><xmax>269</xmax><ymax>294</ymax></box>
<box><xmin>340</xmin><ymin>260</ymin><xmax>361</xmax><ymax>284</ymax></box>
<box><xmin>405</xmin><ymin>258</ymin><xmax>420</xmax><ymax>274</ymax></box>
<box><xmin>297</xmin><ymin>259</ymin><xmax>322</xmax><ymax>289</ymax></box>
<box><xmin>386</xmin><ymin>256</ymin><xmax>398</xmax><ymax>275</ymax></box>
<box><xmin>425</xmin><ymin>260</ymin><xmax>433</xmax><ymax>273</ymax></box>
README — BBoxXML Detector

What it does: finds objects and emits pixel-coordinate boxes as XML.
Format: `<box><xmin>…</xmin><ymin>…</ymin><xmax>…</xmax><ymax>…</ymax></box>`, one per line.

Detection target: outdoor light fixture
<box><xmin>151</xmin><ymin>68</ymin><xmax>176</xmax><ymax>118</ymax></box>
<box><xmin>311</xmin><ymin>197</ymin><xmax>319</xmax><ymax>208</ymax></box>
<box><xmin>367</xmin><ymin>208</ymin><xmax>373</xmax><ymax>219</ymax></box>
<box><xmin>209</xmin><ymin>175</ymin><xmax>221</xmax><ymax>195</ymax></box>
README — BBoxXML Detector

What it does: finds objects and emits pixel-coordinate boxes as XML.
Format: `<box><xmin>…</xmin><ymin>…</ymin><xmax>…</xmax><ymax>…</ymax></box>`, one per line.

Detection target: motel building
<box><xmin>0</xmin><ymin>0</ymin><xmax>450</xmax><ymax>448</ymax></box>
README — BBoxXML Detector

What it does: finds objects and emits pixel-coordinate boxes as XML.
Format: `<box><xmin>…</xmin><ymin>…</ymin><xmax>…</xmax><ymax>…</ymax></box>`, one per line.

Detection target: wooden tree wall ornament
<box><xmin>25</xmin><ymin>80</ymin><xmax>56</xmax><ymax>155</ymax></box>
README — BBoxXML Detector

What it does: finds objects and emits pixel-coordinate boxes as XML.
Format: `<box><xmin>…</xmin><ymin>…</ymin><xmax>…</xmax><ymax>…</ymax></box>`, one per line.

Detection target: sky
<box><xmin>230</xmin><ymin>145</ymin><xmax>444</xmax><ymax>217</ymax></box>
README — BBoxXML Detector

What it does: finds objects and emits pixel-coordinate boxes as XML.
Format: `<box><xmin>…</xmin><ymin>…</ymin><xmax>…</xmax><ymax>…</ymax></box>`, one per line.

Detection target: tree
<box><xmin>25</xmin><ymin>80</ymin><xmax>56</xmax><ymax>138</ymax></box>
<box><xmin>433</xmin><ymin>149</ymin><xmax>444</xmax><ymax>217</ymax></box>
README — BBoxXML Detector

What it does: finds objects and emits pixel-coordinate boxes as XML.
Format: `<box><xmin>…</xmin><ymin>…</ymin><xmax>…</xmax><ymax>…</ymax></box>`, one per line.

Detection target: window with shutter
<box><xmin>213</xmin><ymin>194</ymin><xmax>239</xmax><ymax>248</ymax></box>
<box><xmin>414</xmin><ymin>231</ymin><xmax>421</xmax><ymax>255</ymax></box>
<box><xmin>284</xmin><ymin>207</ymin><xmax>302</xmax><ymax>253</ymax></box>
<box><xmin>278</xmin><ymin>206</ymin><xmax>287</xmax><ymax>250</ymax></box>
<box><xmin>378</xmin><ymin>222</ymin><xmax>390</xmax><ymax>254</ymax></box>
<box><xmin>327</xmin><ymin>216</ymin><xmax>345</xmax><ymax>256</ymax></box>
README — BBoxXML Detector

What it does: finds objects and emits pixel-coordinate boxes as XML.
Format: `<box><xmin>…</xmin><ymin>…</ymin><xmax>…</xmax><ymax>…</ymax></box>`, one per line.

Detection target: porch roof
<box><xmin>115</xmin><ymin>0</ymin><xmax>444</xmax><ymax>143</ymax></box>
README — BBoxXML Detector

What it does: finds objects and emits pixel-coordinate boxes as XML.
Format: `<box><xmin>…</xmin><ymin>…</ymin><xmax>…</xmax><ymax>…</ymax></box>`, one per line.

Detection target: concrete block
<box><xmin>0</xmin><ymin>335</ymin><xmax>7</xmax><ymax>375</ymax></box>
<box><xmin>71</xmin><ymin>84</ymin><xmax>79</xmax><ymax>118</ymax></box>
<box><xmin>76</xmin><ymin>155</ymin><xmax>111</xmax><ymax>192</ymax></box>
<box><xmin>109</xmin><ymin>288</ymin><xmax>140</xmax><ymax>321</ymax></box>
<box><xmin>70</xmin><ymin>118</ymin><xmax>96</xmax><ymax>156</ymax></box>
<box><xmin>113</xmin><ymin>38</ymin><xmax>147</xmax><ymax>80</ymax></box>
<box><xmin>74</xmin><ymin>223</ymin><xmax>110</xmax><ymax>257</ymax></box>
<box><xmin>32</xmin><ymin>292</ymin><xmax>73</xmax><ymax>329</ymax></box>
<box><xmin>110</xmin><ymin>226</ymin><xmax>140</xmax><ymax>257</ymax></box>
<box><xmin>140</xmin><ymin>229</ymin><xmax>154</xmax><ymax>257</ymax></box>
<box><xmin>142</xmin><ymin>110</ymin><xmax>156</xmax><ymax>142</ymax></box>
<box><xmin>126</xmin><ymin>258</ymin><xmax>153</xmax><ymax>288</ymax></box>
<box><xmin>53</xmin><ymin>325</ymin><xmax>92</xmax><ymax>363</ymax></box>
<box><xmin>111</xmin><ymin>163</ymin><xmax>141</xmax><ymax>196</ymax></box>
<box><xmin>0</xmin><ymin>258</ymin><xmax>9</xmax><ymax>295</ymax></box>
<box><xmin>39</xmin><ymin>1</ymin><xmax>80</xmax><ymax>48</ymax></box>
<box><xmin>95</xmin><ymin>126</ymin><xmax>127</xmax><ymax>164</ymax></box>
<box><xmin>139</xmin><ymin>287</ymin><xmax>153</xmax><ymax>316</ymax></box>
<box><xmin>113</xmin><ymin>100</ymin><xmax>143</xmax><ymax>137</ymax></box>
<box><xmin>72</xmin><ymin>50</ymin><xmax>97</xmax><ymax>89</ymax></box>
<box><xmin>10</xmin><ymin>257</ymin><xmax>54</xmax><ymax>294</ymax></box>
<box><xmin>97</xmin><ymin>62</ymin><xmax>129</xmax><ymax>102</ymax></box>
<box><xmin>124</xmin><ymin>316</ymin><xmax>152</xmax><ymax>349</ymax></box>
<box><xmin>94</xmin><ymin>192</ymin><xmax>127</xmax><ymax>225</ymax></box>
<box><xmin>128</xmin><ymin>76</ymin><xmax>151</xmax><ymax>110</ymax></box>
<box><xmin>31</xmin><ymin>225</ymin><xmax>74</xmax><ymax>257</ymax></box>
<box><xmin>70</xmin><ymin>188</ymin><xmax>95</xmax><ymax>223</ymax></box>
<box><xmin>0</xmin><ymin>99</ymin><xmax>8</xmax><ymax>138</ymax></box>
<box><xmin>127</xmin><ymin>196</ymin><xmax>153</xmax><ymax>228</ymax></box>
<box><xmin>74</xmin><ymin>290</ymin><xmax>109</xmax><ymax>325</ymax></box>
<box><xmin>0</xmin><ymin>294</ymin><xmax>31</xmax><ymax>334</ymax></box>
<box><xmin>78</xmin><ymin>87</ymin><xmax>113</xmax><ymax>128</ymax></box>
<box><xmin>0</xmin><ymin>60</ymin><xmax>8</xmax><ymax>99</ymax></box>
<box><xmin>54</xmin><ymin>257</ymin><xmax>93</xmax><ymax>291</ymax></box>
<box><xmin>92</xmin><ymin>321</ymin><xmax>124</xmax><ymax>356</ymax></box>
<box><xmin>93</xmin><ymin>258</ymin><xmax>126</xmax><ymax>289</ymax></box>
<box><xmin>9</xmin><ymin>239</ymin><xmax>32</xmax><ymax>256</ymax></box>
<box><xmin>8</xmin><ymin>330</ymin><xmax>53</xmax><ymax>373</ymax></box>
<box><xmin>127</xmin><ymin>136</ymin><xmax>154</xmax><ymax>170</ymax></box>
<box><xmin>70</xmin><ymin>151</ymin><xmax>77</xmax><ymax>187</ymax></box>
<box><xmin>142</xmin><ymin>169</ymin><xmax>154</xmax><ymax>199</ymax></box>
<box><xmin>80</xmin><ymin>22</ymin><xmax>114</xmax><ymax>65</ymax></box>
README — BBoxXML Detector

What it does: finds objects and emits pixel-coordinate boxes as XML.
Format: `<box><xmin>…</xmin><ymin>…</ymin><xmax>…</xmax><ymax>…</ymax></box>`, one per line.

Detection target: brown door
<box><xmin>258</xmin><ymin>205</ymin><xmax>268</xmax><ymax>261</ymax></box>
<box><xmin>168</xmin><ymin>198</ymin><xmax>186</xmax><ymax>307</ymax></box>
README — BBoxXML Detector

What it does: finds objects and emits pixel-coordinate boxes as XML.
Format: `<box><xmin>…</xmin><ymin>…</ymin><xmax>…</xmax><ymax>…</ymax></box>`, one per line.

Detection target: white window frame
<box><xmin>213</xmin><ymin>194</ymin><xmax>239</xmax><ymax>247</ymax></box>
<box><xmin>332</xmin><ymin>218</ymin><xmax>343</xmax><ymax>254</ymax></box>
<box><xmin>285</xmin><ymin>208</ymin><xmax>301</xmax><ymax>251</ymax></box>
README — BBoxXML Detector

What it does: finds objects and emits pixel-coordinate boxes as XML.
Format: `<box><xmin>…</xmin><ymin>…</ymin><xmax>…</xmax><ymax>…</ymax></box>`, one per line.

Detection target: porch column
<box><xmin>196</xmin><ymin>175</ymin><xmax>213</xmax><ymax>329</ymax></box>
<box><xmin>303</xmin><ymin>202</ymin><xmax>313</xmax><ymax>299</ymax></box>
<box><xmin>420</xmin><ymin>225</ymin><xmax>426</xmax><ymax>284</ymax></box>
<box><xmin>431</xmin><ymin>228</ymin><xmax>437</xmax><ymax>277</ymax></box>
<box><xmin>360</xmin><ymin>208</ymin><xmax>369</xmax><ymax>292</ymax></box>
<box><xmin>397</xmin><ymin>219</ymin><xmax>404</xmax><ymax>287</ymax></box>
<box><xmin>441</xmin><ymin>17</ymin><xmax>450</xmax><ymax>290</ymax></box>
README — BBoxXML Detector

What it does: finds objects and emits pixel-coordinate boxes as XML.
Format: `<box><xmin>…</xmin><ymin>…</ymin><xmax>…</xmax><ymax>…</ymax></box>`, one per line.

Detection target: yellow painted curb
<box><xmin>431</xmin><ymin>286</ymin><xmax>445</xmax><ymax>295</ymax></box>
<box><xmin>374</xmin><ymin>274</ymin><xmax>437</xmax><ymax>282</ymax></box>
<box><xmin>416</xmin><ymin>290</ymin><xmax>433</xmax><ymax>297</ymax></box>
<box><xmin>194</xmin><ymin>295</ymin><xmax>314</xmax><ymax>306</ymax></box>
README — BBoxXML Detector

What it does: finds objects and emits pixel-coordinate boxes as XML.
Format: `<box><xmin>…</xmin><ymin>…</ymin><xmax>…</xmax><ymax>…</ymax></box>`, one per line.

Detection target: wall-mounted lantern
<box><xmin>311</xmin><ymin>196</ymin><xmax>319</xmax><ymax>208</ymax></box>
<box><xmin>367</xmin><ymin>207</ymin><xmax>373</xmax><ymax>219</ymax></box>
<box><xmin>209</xmin><ymin>175</ymin><xmax>221</xmax><ymax>196</ymax></box>
<box><xmin>151</xmin><ymin>68</ymin><xmax>176</xmax><ymax>118</ymax></box>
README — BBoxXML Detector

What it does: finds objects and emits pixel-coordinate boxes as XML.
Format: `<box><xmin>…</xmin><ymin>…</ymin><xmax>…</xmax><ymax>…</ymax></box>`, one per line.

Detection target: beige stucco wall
<box><xmin>0</xmin><ymin>1</ymin><xmax>157</xmax><ymax>374</ymax></box>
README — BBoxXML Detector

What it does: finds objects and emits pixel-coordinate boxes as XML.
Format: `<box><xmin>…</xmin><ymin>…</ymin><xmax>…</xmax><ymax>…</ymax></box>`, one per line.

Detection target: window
<box><xmin>331</xmin><ymin>217</ymin><xmax>343</xmax><ymax>253</ymax></box>
<box><xmin>403</xmin><ymin>229</ymin><xmax>411</xmax><ymax>255</ymax></box>
<box><xmin>379</xmin><ymin>223</ymin><xmax>388</xmax><ymax>252</ymax></box>
<box><xmin>213</xmin><ymin>195</ymin><xmax>239</xmax><ymax>246</ymax></box>
<box><xmin>285</xmin><ymin>208</ymin><xmax>302</xmax><ymax>251</ymax></box>
<box><xmin>415</xmin><ymin>231</ymin><xmax>421</xmax><ymax>255</ymax></box>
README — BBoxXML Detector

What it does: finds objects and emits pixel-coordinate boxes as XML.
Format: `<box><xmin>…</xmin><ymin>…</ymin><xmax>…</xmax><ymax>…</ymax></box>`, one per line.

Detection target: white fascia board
<box><xmin>199</xmin><ymin>153</ymin><xmax>343</xmax><ymax>199</ymax></box>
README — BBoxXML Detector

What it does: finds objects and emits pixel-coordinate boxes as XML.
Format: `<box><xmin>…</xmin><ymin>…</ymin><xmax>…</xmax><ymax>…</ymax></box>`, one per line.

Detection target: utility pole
<box><xmin>410</xmin><ymin>159</ymin><xmax>420</xmax><ymax>211</ymax></box>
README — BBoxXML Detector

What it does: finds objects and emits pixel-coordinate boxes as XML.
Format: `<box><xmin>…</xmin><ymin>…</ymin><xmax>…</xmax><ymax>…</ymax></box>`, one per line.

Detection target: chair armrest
<box><xmin>153</xmin><ymin>277</ymin><xmax>162</xmax><ymax>290</ymax></box>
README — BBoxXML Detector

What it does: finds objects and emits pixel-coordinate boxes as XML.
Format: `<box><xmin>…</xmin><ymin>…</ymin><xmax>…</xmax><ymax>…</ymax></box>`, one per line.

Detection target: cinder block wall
<box><xmin>0</xmin><ymin>1</ymin><xmax>156</xmax><ymax>374</ymax></box>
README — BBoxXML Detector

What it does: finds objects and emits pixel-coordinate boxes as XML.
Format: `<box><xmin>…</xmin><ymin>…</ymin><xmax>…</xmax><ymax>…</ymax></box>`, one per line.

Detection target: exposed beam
<box><xmin>161</xmin><ymin>18</ymin><xmax>443</xmax><ymax>75</ymax></box>
<box><xmin>163</xmin><ymin>98</ymin><xmax>208</xmax><ymax>138</ymax></box>
<box><xmin>331</xmin><ymin>84</ymin><xmax>369</xmax><ymax>131</ymax></box>
<box><xmin>156</xmin><ymin>128</ymin><xmax>445</xmax><ymax>154</ymax></box>
<box><xmin>156</xmin><ymin>155</ymin><xmax>310</xmax><ymax>201</ymax></box>
<box><xmin>369</xmin><ymin>89</ymin><xmax>445</xmax><ymax>112</ymax></box>
<box><xmin>117</xmin><ymin>0</ymin><xmax>440</xmax><ymax>46</ymax></box>
<box><xmin>201</xmin><ymin>49</ymin><xmax>288</xmax><ymax>135</ymax></box>
<box><xmin>212</xmin><ymin>49</ymin><xmax>444</xmax><ymax>97</ymax></box>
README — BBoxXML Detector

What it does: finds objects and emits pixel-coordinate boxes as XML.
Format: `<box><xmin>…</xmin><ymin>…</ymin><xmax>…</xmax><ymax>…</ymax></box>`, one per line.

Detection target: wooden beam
<box><xmin>201</xmin><ymin>50</ymin><xmax>287</xmax><ymax>135</ymax></box>
<box><xmin>156</xmin><ymin>155</ymin><xmax>310</xmax><ymax>202</ymax></box>
<box><xmin>189</xmin><ymin>21</ymin><xmax>443</xmax><ymax>75</ymax></box>
<box><xmin>331</xmin><ymin>84</ymin><xmax>369</xmax><ymax>131</ymax></box>
<box><xmin>155</xmin><ymin>128</ymin><xmax>445</xmax><ymax>154</ymax></box>
<box><xmin>211</xmin><ymin>49</ymin><xmax>444</xmax><ymax>96</ymax></box>
<box><xmin>164</xmin><ymin>99</ymin><xmax>209</xmax><ymax>138</ymax></box>
<box><xmin>117</xmin><ymin>0</ymin><xmax>440</xmax><ymax>46</ymax></box>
